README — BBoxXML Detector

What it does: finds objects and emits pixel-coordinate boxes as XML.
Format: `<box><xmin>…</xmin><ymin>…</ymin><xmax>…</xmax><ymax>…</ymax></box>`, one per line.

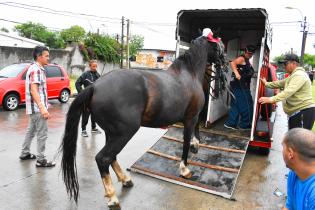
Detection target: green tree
<box><xmin>304</xmin><ymin>54</ymin><xmax>315</xmax><ymax>68</ymax></box>
<box><xmin>129</xmin><ymin>35</ymin><xmax>144</xmax><ymax>58</ymax></box>
<box><xmin>60</xmin><ymin>25</ymin><xmax>85</xmax><ymax>43</ymax></box>
<box><xmin>274</xmin><ymin>53</ymin><xmax>315</xmax><ymax>69</ymax></box>
<box><xmin>83</xmin><ymin>33</ymin><xmax>120</xmax><ymax>63</ymax></box>
<box><xmin>14</xmin><ymin>22</ymin><xmax>64</xmax><ymax>48</ymax></box>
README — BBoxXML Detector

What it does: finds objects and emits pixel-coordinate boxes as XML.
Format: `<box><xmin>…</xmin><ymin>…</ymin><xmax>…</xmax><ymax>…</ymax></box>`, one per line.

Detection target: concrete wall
<box><xmin>0</xmin><ymin>45</ymin><xmax>119</xmax><ymax>77</ymax></box>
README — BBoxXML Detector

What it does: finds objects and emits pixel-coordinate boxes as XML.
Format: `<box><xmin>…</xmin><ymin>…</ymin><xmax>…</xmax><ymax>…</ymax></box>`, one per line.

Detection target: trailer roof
<box><xmin>176</xmin><ymin>8</ymin><xmax>269</xmax><ymax>43</ymax></box>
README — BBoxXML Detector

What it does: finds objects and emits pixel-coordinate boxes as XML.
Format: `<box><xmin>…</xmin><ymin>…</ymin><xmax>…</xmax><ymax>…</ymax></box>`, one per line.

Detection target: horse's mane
<box><xmin>170</xmin><ymin>37</ymin><xmax>208</xmax><ymax>72</ymax></box>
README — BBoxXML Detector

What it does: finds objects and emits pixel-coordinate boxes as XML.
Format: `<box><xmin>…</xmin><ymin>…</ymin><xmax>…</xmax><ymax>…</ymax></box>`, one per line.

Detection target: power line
<box><xmin>131</xmin><ymin>21</ymin><xmax>175</xmax><ymax>27</ymax></box>
<box><xmin>0</xmin><ymin>2</ymin><xmax>175</xmax><ymax>27</ymax></box>
<box><xmin>131</xmin><ymin>22</ymin><xmax>174</xmax><ymax>38</ymax></box>
<box><xmin>0</xmin><ymin>18</ymin><xmax>63</xmax><ymax>31</ymax></box>
<box><xmin>270</xmin><ymin>21</ymin><xmax>301</xmax><ymax>24</ymax></box>
<box><xmin>0</xmin><ymin>2</ymin><xmax>121</xmax><ymax>21</ymax></box>
<box><xmin>0</xmin><ymin>2</ymin><xmax>121</xmax><ymax>24</ymax></box>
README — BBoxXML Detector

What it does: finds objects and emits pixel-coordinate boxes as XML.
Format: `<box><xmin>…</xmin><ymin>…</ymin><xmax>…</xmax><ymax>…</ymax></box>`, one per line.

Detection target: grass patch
<box><xmin>70</xmin><ymin>75</ymin><xmax>78</xmax><ymax>95</ymax></box>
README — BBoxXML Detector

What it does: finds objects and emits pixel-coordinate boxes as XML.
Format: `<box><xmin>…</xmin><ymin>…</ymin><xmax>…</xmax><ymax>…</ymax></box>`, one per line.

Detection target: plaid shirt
<box><xmin>25</xmin><ymin>63</ymin><xmax>48</xmax><ymax>114</ymax></box>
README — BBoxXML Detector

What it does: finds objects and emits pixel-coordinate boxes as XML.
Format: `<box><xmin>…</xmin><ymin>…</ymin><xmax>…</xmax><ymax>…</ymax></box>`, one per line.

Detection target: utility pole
<box><xmin>121</xmin><ymin>16</ymin><xmax>125</xmax><ymax>68</ymax></box>
<box><xmin>126</xmin><ymin>19</ymin><xmax>130</xmax><ymax>69</ymax></box>
<box><xmin>300</xmin><ymin>16</ymin><xmax>308</xmax><ymax>66</ymax></box>
<box><xmin>285</xmin><ymin>7</ymin><xmax>308</xmax><ymax>66</ymax></box>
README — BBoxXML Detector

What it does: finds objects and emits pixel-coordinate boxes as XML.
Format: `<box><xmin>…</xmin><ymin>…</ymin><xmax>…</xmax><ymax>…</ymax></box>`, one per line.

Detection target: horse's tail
<box><xmin>60</xmin><ymin>85</ymin><xmax>94</xmax><ymax>203</ymax></box>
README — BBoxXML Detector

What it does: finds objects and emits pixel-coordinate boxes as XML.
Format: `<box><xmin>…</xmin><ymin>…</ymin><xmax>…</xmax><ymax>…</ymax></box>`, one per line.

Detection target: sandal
<box><xmin>36</xmin><ymin>159</ymin><xmax>56</xmax><ymax>167</ymax></box>
<box><xmin>19</xmin><ymin>153</ymin><xmax>36</xmax><ymax>160</ymax></box>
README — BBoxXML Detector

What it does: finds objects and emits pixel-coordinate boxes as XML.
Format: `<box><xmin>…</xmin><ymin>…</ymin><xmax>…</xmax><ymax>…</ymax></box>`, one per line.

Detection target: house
<box><xmin>0</xmin><ymin>31</ymin><xmax>44</xmax><ymax>48</ymax></box>
<box><xmin>130</xmin><ymin>49</ymin><xmax>175</xmax><ymax>69</ymax></box>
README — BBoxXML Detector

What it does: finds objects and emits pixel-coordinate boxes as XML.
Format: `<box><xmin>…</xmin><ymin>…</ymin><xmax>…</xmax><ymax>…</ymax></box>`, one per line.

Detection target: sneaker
<box><xmin>81</xmin><ymin>130</ymin><xmax>89</xmax><ymax>137</ymax></box>
<box><xmin>19</xmin><ymin>153</ymin><xmax>36</xmax><ymax>160</ymax></box>
<box><xmin>91</xmin><ymin>128</ymin><xmax>102</xmax><ymax>134</ymax></box>
<box><xmin>36</xmin><ymin>159</ymin><xmax>56</xmax><ymax>167</ymax></box>
<box><xmin>224</xmin><ymin>123</ymin><xmax>238</xmax><ymax>130</ymax></box>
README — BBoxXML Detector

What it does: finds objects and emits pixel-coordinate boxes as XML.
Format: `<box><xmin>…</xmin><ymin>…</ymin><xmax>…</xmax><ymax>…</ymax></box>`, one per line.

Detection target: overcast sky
<box><xmin>0</xmin><ymin>0</ymin><xmax>314</xmax><ymax>59</ymax></box>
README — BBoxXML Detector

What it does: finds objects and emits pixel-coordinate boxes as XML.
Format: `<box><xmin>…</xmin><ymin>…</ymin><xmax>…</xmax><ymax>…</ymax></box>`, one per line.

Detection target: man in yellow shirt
<box><xmin>259</xmin><ymin>53</ymin><xmax>315</xmax><ymax>130</ymax></box>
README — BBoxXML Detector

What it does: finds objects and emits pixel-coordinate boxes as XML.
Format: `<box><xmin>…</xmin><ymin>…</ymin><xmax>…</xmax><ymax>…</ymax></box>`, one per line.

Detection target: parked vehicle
<box><xmin>0</xmin><ymin>63</ymin><xmax>71</xmax><ymax>111</ymax></box>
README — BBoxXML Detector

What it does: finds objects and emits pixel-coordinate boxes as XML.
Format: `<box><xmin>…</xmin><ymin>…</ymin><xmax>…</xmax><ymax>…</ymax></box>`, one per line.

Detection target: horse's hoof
<box><xmin>180</xmin><ymin>171</ymin><xmax>193</xmax><ymax>179</ymax></box>
<box><xmin>108</xmin><ymin>203</ymin><xmax>121</xmax><ymax>210</ymax></box>
<box><xmin>122</xmin><ymin>180</ymin><xmax>134</xmax><ymax>188</ymax></box>
<box><xmin>190</xmin><ymin>145</ymin><xmax>199</xmax><ymax>154</ymax></box>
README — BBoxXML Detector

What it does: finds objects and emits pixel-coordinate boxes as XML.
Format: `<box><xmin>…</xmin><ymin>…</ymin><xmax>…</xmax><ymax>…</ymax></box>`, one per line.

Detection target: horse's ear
<box><xmin>212</xmin><ymin>28</ymin><xmax>221</xmax><ymax>38</ymax></box>
<box><xmin>198</xmin><ymin>28</ymin><xmax>202</xmax><ymax>36</ymax></box>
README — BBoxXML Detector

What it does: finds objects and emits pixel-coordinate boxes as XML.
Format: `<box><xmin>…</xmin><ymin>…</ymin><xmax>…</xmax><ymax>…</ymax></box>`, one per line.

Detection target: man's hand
<box><xmin>260</xmin><ymin>78</ymin><xmax>267</xmax><ymax>85</ymax></box>
<box><xmin>258</xmin><ymin>97</ymin><xmax>273</xmax><ymax>104</ymax></box>
<box><xmin>38</xmin><ymin>103</ymin><xmax>50</xmax><ymax>119</ymax></box>
<box><xmin>235</xmin><ymin>73</ymin><xmax>241</xmax><ymax>80</ymax></box>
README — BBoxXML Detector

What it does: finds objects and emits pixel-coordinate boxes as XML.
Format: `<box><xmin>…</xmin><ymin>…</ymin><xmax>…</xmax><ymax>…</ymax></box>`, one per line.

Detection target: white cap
<box><xmin>202</xmin><ymin>28</ymin><xmax>213</xmax><ymax>37</ymax></box>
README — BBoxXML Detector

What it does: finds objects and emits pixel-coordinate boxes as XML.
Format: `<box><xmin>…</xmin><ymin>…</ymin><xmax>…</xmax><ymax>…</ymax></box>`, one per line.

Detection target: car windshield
<box><xmin>0</xmin><ymin>63</ymin><xmax>29</xmax><ymax>78</ymax></box>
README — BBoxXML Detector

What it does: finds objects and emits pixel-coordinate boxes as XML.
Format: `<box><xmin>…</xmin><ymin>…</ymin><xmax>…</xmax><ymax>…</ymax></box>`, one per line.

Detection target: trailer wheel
<box><xmin>258</xmin><ymin>147</ymin><xmax>270</xmax><ymax>156</ymax></box>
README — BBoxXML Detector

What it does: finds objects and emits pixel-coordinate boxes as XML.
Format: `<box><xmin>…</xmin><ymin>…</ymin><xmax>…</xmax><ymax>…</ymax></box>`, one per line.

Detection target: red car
<box><xmin>0</xmin><ymin>63</ymin><xmax>71</xmax><ymax>111</ymax></box>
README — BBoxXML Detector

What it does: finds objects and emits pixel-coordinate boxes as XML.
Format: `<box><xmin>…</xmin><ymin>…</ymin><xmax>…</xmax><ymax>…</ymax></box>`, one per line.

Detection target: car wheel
<box><xmin>58</xmin><ymin>89</ymin><xmax>70</xmax><ymax>103</ymax></box>
<box><xmin>3</xmin><ymin>94</ymin><xmax>20</xmax><ymax>111</ymax></box>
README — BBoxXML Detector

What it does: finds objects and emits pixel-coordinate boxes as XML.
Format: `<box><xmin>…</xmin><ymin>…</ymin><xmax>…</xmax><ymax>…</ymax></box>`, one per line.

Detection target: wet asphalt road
<box><xmin>0</xmin><ymin>99</ymin><xmax>288</xmax><ymax>210</ymax></box>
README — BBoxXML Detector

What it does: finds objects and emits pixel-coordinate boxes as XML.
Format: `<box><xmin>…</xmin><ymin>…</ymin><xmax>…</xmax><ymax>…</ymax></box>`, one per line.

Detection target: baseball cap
<box><xmin>245</xmin><ymin>45</ymin><xmax>256</xmax><ymax>53</ymax></box>
<box><xmin>279</xmin><ymin>53</ymin><xmax>300</xmax><ymax>64</ymax></box>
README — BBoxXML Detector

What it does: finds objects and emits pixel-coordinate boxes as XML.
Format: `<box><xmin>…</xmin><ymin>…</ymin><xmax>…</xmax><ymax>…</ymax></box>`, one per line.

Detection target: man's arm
<box><xmin>281</xmin><ymin>207</ymin><xmax>289</xmax><ymax>210</ymax></box>
<box><xmin>264</xmin><ymin>79</ymin><xmax>286</xmax><ymax>89</ymax></box>
<box><xmin>75</xmin><ymin>74</ymin><xmax>84</xmax><ymax>93</ymax></box>
<box><xmin>230</xmin><ymin>56</ymin><xmax>244</xmax><ymax>80</ymax></box>
<box><xmin>30</xmin><ymin>83</ymin><xmax>50</xmax><ymax>119</ymax></box>
<box><xmin>269</xmin><ymin>75</ymin><xmax>306</xmax><ymax>103</ymax></box>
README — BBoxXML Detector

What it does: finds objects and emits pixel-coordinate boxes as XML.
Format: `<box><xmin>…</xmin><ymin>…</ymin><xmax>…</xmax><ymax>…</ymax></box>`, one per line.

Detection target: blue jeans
<box><xmin>225</xmin><ymin>88</ymin><xmax>253</xmax><ymax>128</ymax></box>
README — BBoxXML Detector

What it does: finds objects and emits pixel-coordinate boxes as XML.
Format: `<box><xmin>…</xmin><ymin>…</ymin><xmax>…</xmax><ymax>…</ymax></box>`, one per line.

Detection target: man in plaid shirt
<box><xmin>19</xmin><ymin>46</ymin><xmax>55</xmax><ymax>167</ymax></box>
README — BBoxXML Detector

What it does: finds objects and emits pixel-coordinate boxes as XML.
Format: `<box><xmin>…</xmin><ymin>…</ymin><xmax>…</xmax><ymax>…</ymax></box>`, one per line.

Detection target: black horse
<box><xmin>60</xmin><ymin>33</ymin><xmax>226</xmax><ymax>209</ymax></box>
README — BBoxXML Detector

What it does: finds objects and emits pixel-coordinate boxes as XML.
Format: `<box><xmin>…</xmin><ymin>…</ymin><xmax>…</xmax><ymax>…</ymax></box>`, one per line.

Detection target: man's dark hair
<box><xmin>284</xmin><ymin>128</ymin><xmax>315</xmax><ymax>162</ymax></box>
<box><xmin>32</xmin><ymin>45</ymin><xmax>49</xmax><ymax>61</ymax></box>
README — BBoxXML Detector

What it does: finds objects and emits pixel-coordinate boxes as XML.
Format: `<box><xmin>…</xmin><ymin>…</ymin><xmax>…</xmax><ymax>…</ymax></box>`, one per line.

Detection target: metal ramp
<box><xmin>130</xmin><ymin>125</ymin><xmax>250</xmax><ymax>199</ymax></box>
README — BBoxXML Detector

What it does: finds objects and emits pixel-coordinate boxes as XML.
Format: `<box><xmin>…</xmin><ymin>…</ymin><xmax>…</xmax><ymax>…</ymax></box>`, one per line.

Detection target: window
<box><xmin>157</xmin><ymin>56</ymin><xmax>164</xmax><ymax>62</ymax></box>
<box><xmin>45</xmin><ymin>66</ymin><xmax>63</xmax><ymax>78</ymax></box>
<box><xmin>0</xmin><ymin>63</ymin><xmax>28</xmax><ymax>78</ymax></box>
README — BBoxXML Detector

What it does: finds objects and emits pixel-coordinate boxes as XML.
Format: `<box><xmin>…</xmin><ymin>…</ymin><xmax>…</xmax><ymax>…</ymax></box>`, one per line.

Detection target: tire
<box><xmin>258</xmin><ymin>147</ymin><xmax>270</xmax><ymax>156</ymax></box>
<box><xmin>58</xmin><ymin>89</ymin><xmax>70</xmax><ymax>103</ymax></box>
<box><xmin>3</xmin><ymin>94</ymin><xmax>20</xmax><ymax>111</ymax></box>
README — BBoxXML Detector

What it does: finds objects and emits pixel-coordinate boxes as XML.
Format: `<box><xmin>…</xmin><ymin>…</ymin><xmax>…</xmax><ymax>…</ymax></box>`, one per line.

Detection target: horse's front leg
<box><xmin>190</xmin><ymin>121</ymin><xmax>201</xmax><ymax>154</ymax></box>
<box><xmin>180</xmin><ymin>116</ymin><xmax>198</xmax><ymax>178</ymax></box>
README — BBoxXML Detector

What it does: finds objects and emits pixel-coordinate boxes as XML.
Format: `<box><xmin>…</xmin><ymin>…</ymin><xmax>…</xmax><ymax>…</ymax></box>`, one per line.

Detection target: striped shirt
<box><xmin>25</xmin><ymin>63</ymin><xmax>48</xmax><ymax>115</ymax></box>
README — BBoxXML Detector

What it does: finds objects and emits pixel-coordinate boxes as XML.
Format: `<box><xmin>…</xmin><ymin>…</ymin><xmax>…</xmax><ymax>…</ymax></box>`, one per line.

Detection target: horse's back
<box><xmin>91</xmin><ymin>68</ymin><xmax>203</xmax><ymax>128</ymax></box>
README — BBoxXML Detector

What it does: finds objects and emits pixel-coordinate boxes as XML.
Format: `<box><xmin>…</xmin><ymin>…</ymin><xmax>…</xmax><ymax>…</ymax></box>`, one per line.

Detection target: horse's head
<box><xmin>205</xmin><ymin>29</ymin><xmax>228</xmax><ymax>73</ymax></box>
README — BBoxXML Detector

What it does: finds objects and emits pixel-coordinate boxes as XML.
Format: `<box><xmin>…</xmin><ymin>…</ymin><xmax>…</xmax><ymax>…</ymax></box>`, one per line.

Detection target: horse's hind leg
<box><xmin>95</xmin><ymin>146</ymin><xmax>120</xmax><ymax>209</ymax></box>
<box><xmin>95</xmin><ymin>128</ymin><xmax>138</xmax><ymax>209</ymax></box>
<box><xmin>111</xmin><ymin>159</ymin><xmax>133</xmax><ymax>187</ymax></box>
